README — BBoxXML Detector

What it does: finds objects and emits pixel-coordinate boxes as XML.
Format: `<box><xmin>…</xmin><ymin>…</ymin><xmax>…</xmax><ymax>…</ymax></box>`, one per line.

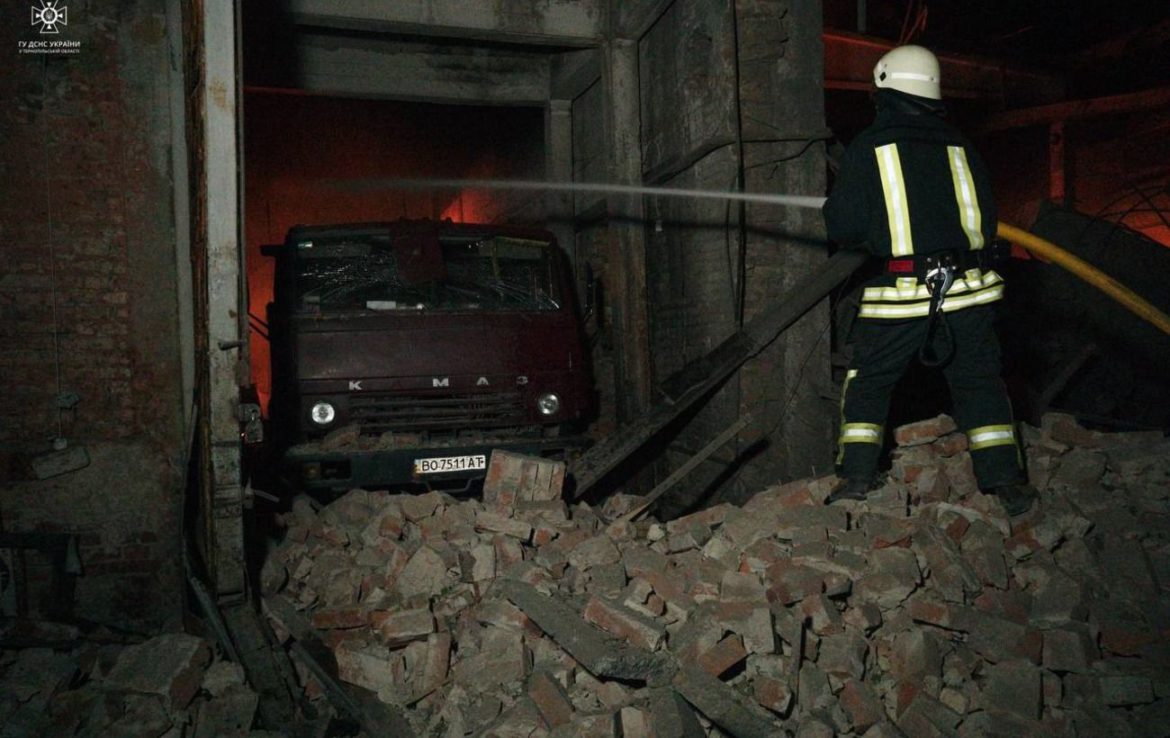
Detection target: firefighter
<box><xmin>822</xmin><ymin>44</ymin><xmax>1036</xmax><ymax>516</ymax></box>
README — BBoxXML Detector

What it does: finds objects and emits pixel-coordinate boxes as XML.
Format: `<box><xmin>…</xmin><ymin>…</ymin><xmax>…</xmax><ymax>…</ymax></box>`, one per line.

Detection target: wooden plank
<box><xmin>611</xmin><ymin>414</ymin><xmax>752</xmax><ymax>526</ymax></box>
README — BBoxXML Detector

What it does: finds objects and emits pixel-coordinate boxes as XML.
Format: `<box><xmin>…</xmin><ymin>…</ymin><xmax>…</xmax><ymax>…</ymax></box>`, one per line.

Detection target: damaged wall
<box><xmin>0</xmin><ymin>0</ymin><xmax>185</xmax><ymax>631</ymax></box>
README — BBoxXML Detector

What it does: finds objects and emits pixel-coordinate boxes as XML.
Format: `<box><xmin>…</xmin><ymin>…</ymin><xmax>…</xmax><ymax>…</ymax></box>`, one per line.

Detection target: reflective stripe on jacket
<box><xmin>824</xmin><ymin>104</ymin><xmax>1002</xmax><ymax>320</ymax></box>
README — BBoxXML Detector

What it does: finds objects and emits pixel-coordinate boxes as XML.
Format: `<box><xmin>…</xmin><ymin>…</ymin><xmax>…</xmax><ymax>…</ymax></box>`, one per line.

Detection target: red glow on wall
<box><xmin>243</xmin><ymin>92</ymin><xmax>543</xmax><ymax>414</ymax></box>
<box><xmin>1144</xmin><ymin>224</ymin><xmax>1170</xmax><ymax>248</ymax></box>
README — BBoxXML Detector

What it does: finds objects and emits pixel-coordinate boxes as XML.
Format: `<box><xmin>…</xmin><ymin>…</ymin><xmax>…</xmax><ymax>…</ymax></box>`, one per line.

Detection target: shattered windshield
<box><xmin>293</xmin><ymin>232</ymin><xmax>561</xmax><ymax>312</ymax></box>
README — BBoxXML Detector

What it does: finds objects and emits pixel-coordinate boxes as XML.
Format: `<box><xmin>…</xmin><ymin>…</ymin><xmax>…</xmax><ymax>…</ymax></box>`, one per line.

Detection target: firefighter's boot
<box><xmin>989</xmin><ymin>483</ymin><xmax>1037</xmax><ymax>517</ymax></box>
<box><xmin>826</xmin><ymin>477</ymin><xmax>874</xmax><ymax>504</ymax></box>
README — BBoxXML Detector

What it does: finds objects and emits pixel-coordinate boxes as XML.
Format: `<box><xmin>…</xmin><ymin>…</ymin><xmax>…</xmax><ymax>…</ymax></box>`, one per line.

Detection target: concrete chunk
<box><xmin>498</xmin><ymin>579</ymin><xmax>674</xmax><ymax>684</ymax></box>
<box><xmin>399</xmin><ymin>491</ymin><xmax>444</xmax><ymax>522</ymax></box>
<box><xmin>474</xmin><ymin>511</ymin><xmax>534</xmax><ymax>542</ymax></box>
<box><xmin>1042</xmin><ymin>626</ymin><xmax>1095</xmax><ymax>674</ymax></box>
<box><xmin>335</xmin><ymin>641</ymin><xmax>399</xmax><ymax>694</ymax></box>
<box><xmin>817</xmin><ymin>631</ymin><xmax>868</xmax><ymax>681</ymax></box>
<box><xmin>887</xmin><ymin>629</ymin><xmax>942</xmax><ymax>682</ymax></box>
<box><xmin>896</xmin><ymin>693</ymin><xmax>962</xmax><ymax>738</ymax></box>
<box><xmin>395</xmin><ymin>545</ymin><xmax>452</xmax><ymax>600</ymax></box>
<box><xmin>192</xmin><ymin>684</ymin><xmax>260</xmax><ymax>738</ymax></box>
<box><xmin>1100</xmin><ymin>675</ymin><xmax>1155</xmax><ymax>706</ymax></box>
<box><xmin>649</xmin><ymin>687</ymin><xmax>707</xmax><ymax>738</ymax></box>
<box><xmin>459</xmin><ymin>542</ymin><xmax>497</xmax><ymax>583</ymax></box>
<box><xmin>569</xmin><ymin>535</ymin><xmax>623</xmax><ymax>571</ymax></box>
<box><xmin>673</xmin><ymin>667</ymin><xmax>781</xmax><ymax>738</ymax></box>
<box><xmin>103</xmin><ymin>633</ymin><xmax>212</xmax><ymax>712</ymax></box>
<box><xmin>977</xmin><ymin>659</ymin><xmax>1041</xmax><ymax>720</ymax></box>
<box><xmin>913</xmin><ymin>522</ymin><xmax>981</xmax><ymax>603</ymax></box>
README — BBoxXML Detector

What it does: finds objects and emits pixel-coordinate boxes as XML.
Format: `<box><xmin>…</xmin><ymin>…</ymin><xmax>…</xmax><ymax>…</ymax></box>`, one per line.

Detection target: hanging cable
<box><xmin>729</xmin><ymin>0</ymin><xmax>748</xmax><ymax>329</ymax></box>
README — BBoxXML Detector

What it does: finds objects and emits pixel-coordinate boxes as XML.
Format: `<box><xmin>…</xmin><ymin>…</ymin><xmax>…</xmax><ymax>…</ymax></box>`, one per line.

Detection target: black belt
<box><xmin>884</xmin><ymin>250</ymin><xmax>987</xmax><ymax>277</ymax></box>
<box><xmin>879</xmin><ymin>251</ymin><xmax>969</xmax><ymax>367</ymax></box>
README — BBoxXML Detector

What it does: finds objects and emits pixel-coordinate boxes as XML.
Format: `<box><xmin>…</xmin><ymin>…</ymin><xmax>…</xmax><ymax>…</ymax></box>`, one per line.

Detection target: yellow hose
<box><xmin>996</xmin><ymin>221</ymin><xmax>1170</xmax><ymax>336</ymax></box>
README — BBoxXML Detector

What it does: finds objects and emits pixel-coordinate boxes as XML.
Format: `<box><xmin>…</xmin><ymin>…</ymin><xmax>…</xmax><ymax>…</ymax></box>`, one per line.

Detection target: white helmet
<box><xmin>873</xmin><ymin>45</ymin><xmax>941</xmax><ymax>100</ymax></box>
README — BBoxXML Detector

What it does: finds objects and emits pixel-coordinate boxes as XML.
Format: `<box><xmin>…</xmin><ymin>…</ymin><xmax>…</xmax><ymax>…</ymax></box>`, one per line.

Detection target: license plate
<box><xmin>413</xmin><ymin>454</ymin><xmax>487</xmax><ymax>475</ymax></box>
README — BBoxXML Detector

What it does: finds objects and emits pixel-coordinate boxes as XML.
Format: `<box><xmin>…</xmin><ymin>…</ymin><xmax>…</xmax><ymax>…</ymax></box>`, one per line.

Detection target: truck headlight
<box><xmin>536</xmin><ymin>392</ymin><xmax>560</xmax><ymax>416</ymax></box>
<box><xmin>310</xmin><ymin>401</ymin><xmax>336</xmax><ymax>425</ymax></box>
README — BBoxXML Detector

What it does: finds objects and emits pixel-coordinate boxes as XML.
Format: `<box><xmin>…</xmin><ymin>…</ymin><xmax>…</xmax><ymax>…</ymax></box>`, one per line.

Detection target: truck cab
<box><xmin>264</xmin><ymin>220</ymin><xmax>593</xmax><ymax>493</ymax></box>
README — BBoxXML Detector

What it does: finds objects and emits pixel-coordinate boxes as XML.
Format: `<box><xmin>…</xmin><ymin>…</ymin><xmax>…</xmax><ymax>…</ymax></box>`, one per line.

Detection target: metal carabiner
<box><xmin>924</xmin><ymin>262</ymin><xmax>955</xmax><ymax>310</ymax></box>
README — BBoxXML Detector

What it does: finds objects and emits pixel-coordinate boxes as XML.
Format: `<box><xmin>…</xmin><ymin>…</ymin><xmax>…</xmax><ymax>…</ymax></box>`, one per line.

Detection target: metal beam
<box><xmin>287</xmin><ymin>0</ymin><xmax>603</xmax><ymax>47</ymax></box>
<box><xmin>974</xmin><ymin>86</ymin><xmax>1170</xmax><ymax>133</ymax></box>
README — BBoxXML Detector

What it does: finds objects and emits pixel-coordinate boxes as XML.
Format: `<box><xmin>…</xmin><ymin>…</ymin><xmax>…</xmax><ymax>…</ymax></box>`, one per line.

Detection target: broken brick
<box><xmin>528</xmin><ymin>670</ymin><xmax>574</xmax><ymax>728</ymax></box>
<box><xmin>696</xmin><ymin>634</ymin><xmax>748</xmax><ymax>677</ymax></box>
<box><xmin>372</xmin><ymin>607</ymin><xmax>435</xmax><ymax>647</ymax></box>
<box><xmin>582</xmin><ymin>596</ymin><xmax>665</xmax><ymax>652</ymax></box>
<box><xmin>895</xmin><ymin>414</ymin><xmax>958</xmax><ymax>447</ymax></box>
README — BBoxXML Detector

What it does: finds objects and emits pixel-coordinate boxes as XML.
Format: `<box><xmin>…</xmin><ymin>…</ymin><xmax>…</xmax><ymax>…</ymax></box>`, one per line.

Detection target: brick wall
<box><xmin>0</xmin><ymin>1</ymin><xmax>184</xmax><ymax>631</ymax></box>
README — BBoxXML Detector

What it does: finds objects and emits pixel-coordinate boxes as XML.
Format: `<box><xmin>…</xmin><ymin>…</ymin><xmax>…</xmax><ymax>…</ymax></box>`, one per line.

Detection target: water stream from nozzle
<box><xmin>328</xmin><ymin>177</ymin><xmax>829</xmax><ymax>210</ymax></box>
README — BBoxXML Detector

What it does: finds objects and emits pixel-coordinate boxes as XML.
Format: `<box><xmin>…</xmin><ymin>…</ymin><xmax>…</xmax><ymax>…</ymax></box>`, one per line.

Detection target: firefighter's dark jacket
<box><xmin>824</xmin><ymin>89</ymin><xmax>1003</xmax><ymax>320</ymax></box>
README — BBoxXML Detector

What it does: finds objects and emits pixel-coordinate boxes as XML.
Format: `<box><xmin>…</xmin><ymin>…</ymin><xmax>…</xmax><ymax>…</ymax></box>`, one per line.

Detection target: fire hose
<box><xmin>995</xmin><ymin>222</ymin><xmax>1170</xmax><ymax>336</ymax></box>
<box><xmin>332</xmin><ymin>177</ymin><xmax>1170</xmax><ymax>336</ymax></box>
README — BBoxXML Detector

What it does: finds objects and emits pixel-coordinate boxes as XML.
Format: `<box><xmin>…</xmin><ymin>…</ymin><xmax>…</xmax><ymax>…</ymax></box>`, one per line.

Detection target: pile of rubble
<box><xmin>261</xmin><ymin>413</ymin><xmax>1170</xmax><ymax>738</ymax></box>
<box><xmin>0</xmin><ymin>624</ymin><xmax>275</xmax><ymax>738</ymax></box>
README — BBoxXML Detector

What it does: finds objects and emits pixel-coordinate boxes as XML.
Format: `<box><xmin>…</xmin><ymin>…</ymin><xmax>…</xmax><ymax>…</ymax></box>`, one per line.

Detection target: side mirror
<box><xmin>260</xmin><ymin>244</ymin><xmax>281</xmax><ymax>257</ymax></box>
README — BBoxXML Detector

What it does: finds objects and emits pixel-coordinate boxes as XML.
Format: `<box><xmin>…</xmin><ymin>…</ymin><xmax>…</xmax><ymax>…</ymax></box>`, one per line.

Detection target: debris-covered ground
<box><xmin>257</xmin><ymin>412</ymin><xmax>1170</xmax><ymax>737</ymax></box>
<box><xmin>0</xmin><ymin>622</ymin><xmax>278</xmax><ymax>738</ymax></box>
<box><xmin>3</xmin><ymin>412</ymin><xmax>1167</xmax><ymax>737</ymax></box>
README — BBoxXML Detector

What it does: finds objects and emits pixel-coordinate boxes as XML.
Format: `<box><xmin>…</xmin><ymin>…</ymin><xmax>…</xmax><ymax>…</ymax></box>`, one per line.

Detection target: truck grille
<box><xmin>348</xmin><ymin>391</ymin><xmax>527</xmax><ymax>434</ymax></box>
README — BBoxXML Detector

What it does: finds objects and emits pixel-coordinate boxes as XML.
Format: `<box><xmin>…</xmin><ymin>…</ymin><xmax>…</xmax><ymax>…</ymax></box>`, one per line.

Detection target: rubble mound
<box><xmin>0</xmin><ymin>624</ymin><xmax>268</xmax><ymax>737</ymax></box>
<box><xmin>262</xmin><ymin>412</ymin><xmax>1170</xmax><ymax>737</ymax></box>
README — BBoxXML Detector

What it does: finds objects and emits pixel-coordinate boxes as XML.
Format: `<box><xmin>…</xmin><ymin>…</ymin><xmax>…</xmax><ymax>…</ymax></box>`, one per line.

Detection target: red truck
<box><xmin>263</xmin><ymin>220</ymin><xmax>594</xmax><ymax>493</ymax></box>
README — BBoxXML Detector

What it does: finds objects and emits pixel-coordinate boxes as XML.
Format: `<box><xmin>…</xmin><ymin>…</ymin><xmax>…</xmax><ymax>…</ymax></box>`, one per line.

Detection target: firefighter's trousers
<box><xmin>836</xmin><ymin>304</ymin><xmax>1024</xmax><ymax>488</ymax></box>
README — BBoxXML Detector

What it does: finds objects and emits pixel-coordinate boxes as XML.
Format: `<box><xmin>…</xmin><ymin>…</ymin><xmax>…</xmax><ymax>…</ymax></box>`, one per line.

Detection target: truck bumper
<box><xmin>282</xmin><ymin>436</ymin><xmax>586</xmax><ymax>492</ymax></box>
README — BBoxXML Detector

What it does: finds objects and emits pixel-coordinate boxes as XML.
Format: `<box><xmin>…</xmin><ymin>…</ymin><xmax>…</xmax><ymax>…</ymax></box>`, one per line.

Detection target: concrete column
<box><xmin>602</xmin><ymin>38</ymin><xmax>652</xmax><ymax>423</ymax></box>
<box><xmin>202</xmin><ymin>0</ymin><xmax>246</xmax><ymax>601</ymax></box>
<box><xmin>545</xmin><ymin>99</ymin><xmax>577</xmax><ymax>278</ymax></box>
<box><xmin>735</xmin><ymin>0</ymin><xmax>834</xmax><ymax>485</ymax></box>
